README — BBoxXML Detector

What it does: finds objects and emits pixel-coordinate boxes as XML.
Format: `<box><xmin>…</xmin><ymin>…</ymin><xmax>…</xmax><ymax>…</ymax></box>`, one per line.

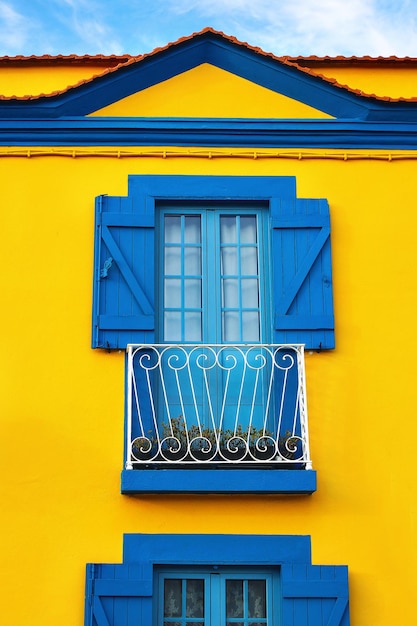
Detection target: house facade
<box><xmin>1</xmin><ymin>28</ymin><xmax>417</xmax><ymax>625</ymax></box>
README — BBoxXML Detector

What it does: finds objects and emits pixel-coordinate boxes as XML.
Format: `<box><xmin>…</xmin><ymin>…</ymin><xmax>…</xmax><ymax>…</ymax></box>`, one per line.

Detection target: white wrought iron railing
<box><xmin>126</xmin><ymin>344</ymin><xmax>312</xmax><ymax>468</ymax></box>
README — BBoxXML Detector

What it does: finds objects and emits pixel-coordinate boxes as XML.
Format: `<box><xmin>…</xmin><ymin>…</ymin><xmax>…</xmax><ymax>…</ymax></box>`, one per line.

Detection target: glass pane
<box><xmin>241</xmin><ymin>279</ymin><xmax>259</xmax><ymax>308</ymax></box>
<box><xmin>220</xmin><ymin>216</ymin><xmax>237</xmax><ymax>243</ymax></box>
<box><xmin>184</xmin><ymin>312</ymin><xmax>202</xmax><ymax>341</ymax></box>
<box><xmin>165</xmin><ymin>279</ymin><xmax>181</xmax><ymax>308</ymax></box>
<box><xmin>164</xmin><ymin>312</ymin><xmax>182</xmax><ymax>342</ymax></box>
<box><xmin>165</xmin><ymin>216</ymin><xmax>181</xmax><ymax>243</ymax></box>
<box><xmin>164</xmin><ymin>579</ymin><xmax>182</xmax><ymax>617</ymax></box>
<box><xmin>241</xmin><ymin>246</ymin><xmax>258</xmax><ymax>275</ymax></box>
<box><xmin>165</xmin><ymin>247</ymin><xmax>181</xmax><ymax>275</ymax></box>
<box><xmin>184</xmin><ymin>216</ymin><xmax>201</xmax><ymax>243</ymax></box>
<box><xmin>240</xmin><ymin>216</ymin><xmax>257</xmax><ymax>243</ymax></box>
<box><xmin>186</xmin><ymin>579</ymin><xmax>205</xmax><ymax>618</ymax></box>
<box><xmin>184</xmin><ymin>247</ymin><xmax>201</xmax><ymax>275</ymax></box>
<box><xmin>226</xmin><ymin>579</ymin><xmax>244</xmax><ymax>618</ymax></box>
<box><xmin>248</xmin><ymin>580</ymin><xmax>266</xmax><ymax>618</ymax></box>
<box><xmin>222</xmin><ymin>278</ymin><xmax>238</xmax><ymax>308</ymax></box>
<box><xmin>164</xmin><ymin>622</ymin><xmax>181</xmax><ymax>626</ymax></box>
<box><xmin>223</xmin><ymin>311</ymin><xmax>240</xmax><ymax>342</ymax></box>
<box><xmin>242</xmin><ymin>312</ymin><xmax>260</xmax><ymax>342</ymax></box>
<box><xmin>184</xmin><ymin>279</ymin><xmax>201</xmax><ymax>308</ymax></box>
<box><xmin>221</xmin><ymin>247</ymin><xmax>238</xmax><ymax>275</ymax></box>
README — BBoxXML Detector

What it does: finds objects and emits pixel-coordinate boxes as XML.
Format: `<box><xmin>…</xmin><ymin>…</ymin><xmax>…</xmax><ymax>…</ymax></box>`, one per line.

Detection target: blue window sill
<box><xmin>121</xmin><ymin>468</ymin><xmax>316</xmax><ymax>494</ymax></box>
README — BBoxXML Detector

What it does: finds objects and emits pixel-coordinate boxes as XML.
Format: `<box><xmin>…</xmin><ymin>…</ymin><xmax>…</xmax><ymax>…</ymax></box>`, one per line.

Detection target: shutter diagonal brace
<box><xmin>275</xmin><ymin>225</ymin><xmax>330</xmax><ymax>316</ymax></box>
<box><xmin>101</xmin><ymin>224</ymin><xmax>153</xmax><ymax>316</ymax></box>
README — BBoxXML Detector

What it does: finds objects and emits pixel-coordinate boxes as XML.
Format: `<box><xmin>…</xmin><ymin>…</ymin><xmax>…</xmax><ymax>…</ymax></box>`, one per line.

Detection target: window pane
<box><xmin>222</xmin><ymin>278</ymin><xmax>238</xmax><ymax>308</ymax></box>
<box><xmin>221</xmin><ymin>247</ymin><xmax>238</xmax><ymax>275</ymax></box>
<box><xmin>223</xmin><ymin>311</ymin><xmax>240</xmax><ymax>342</ymax></box>
<box><xmin>242</xmin><ymin>312</ymin><xmax>260</xmax><ymax>342</ymax></box>
<box><xmin>184</xmin><ymin>279</ymin><xmax>201</xmax><ymax>308</ymax></box>
<box><xmin>241</xmin><ymin>246</ymin><xmax>258</xmax><ymax>274</ymax></box>
<box><xmin>184</xmin><ymin>247</ymin><xmax>201</xmax><ymax>274</ymax></box>
<box><xmin>164</xmin><ymin>312</ymin><xmax>182</xmax><ymax>342</ymax></box>
<box><xmin>186</xmin><ymin>579</ymin><xmax>205</xmax><ymax>618</ymax></box>
<box><xmin>226</xmin><ymin>579</ymin><xmax>244</xmax><ymax>618</ymax></box>
<box><xmin>240</xmin><ymin>216</ymin><xmax>257</xmax><ymax>243</ymax></box>
<box><xmin>248</xmin><ymin>580</ymin><xmax>266</xmax><ymax>618</ymax></box>
<box><xmin>165</xmin><ymin>247</ymin><xmax>181</xmax><ymax>275</ymax></box>
<box><xmin>241</xmin><ymin>279</ymin><xmax>259</xmax><ymax>308</ymax></box>
<box><xmin>184</xmin><ymin>216</ymin><xmax>201</xmax><ymax>243</ymax></box>
<box><xmin>165</xmin><ymin>279</ymin><xmax>181</xmax><ymax>308</ymax></box>
<box><xmin>184</xmin><ymin>312</ymin><xmax>202</xmax><ymax>341</ymax></box>
<box><xmin>220</xmin><ymin>216</ymin><xmax>237</xmax><ymax>243</ymax></box>
<box><xmin>164</xmin><ymin>579</ymin><xmax>182</xmax><ymax>617</ymax></box>
<box><xmin>165</xmin><ymin>216</ymin><xmax>181</xmax><ymax>243</ymax></box>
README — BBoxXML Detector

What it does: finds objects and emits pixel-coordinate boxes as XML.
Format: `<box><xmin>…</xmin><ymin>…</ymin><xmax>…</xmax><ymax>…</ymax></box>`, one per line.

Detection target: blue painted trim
<box><xmin>121</xmin><ymin>468</ymin><xmax>317</xmax><ymax>494</ymax></box>
<box><xmin>122</xmin><ymin>533</ymin><xmax>312</xmax><ymax>566</ymax></box>
<box><xmin>1</xmin><ymin>31</ymin><xmax>416</xmax><ymax>124</ymax></box>
<box><xmin>2</xmin><ymin>118</ymin><xmax>417</xmax><ymax>148</ymax></box>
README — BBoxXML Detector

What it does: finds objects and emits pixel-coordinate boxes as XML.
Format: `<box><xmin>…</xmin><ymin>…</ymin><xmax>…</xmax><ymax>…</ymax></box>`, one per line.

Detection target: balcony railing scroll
<box><xmin>126</xmin><ymin>344</ymin><xmax>312</xmax><ymax>468</ymax></box>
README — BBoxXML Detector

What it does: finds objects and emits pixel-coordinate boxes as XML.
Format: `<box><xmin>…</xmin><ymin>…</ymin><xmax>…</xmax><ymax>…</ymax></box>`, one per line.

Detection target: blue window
<box><xmin>158</xmin><ymin>567</ymin><xmax>278</xmax><ymax>626</ymax></box>
<box><xmin>84</xmin><ymin>534</ymin><xmax>350</xmax><ymax>626</ymax></box>
<box><xmin>92</xmin><ymin>176</ymin><xmax>334</xmax><ymax>493</ymax></box>
<box><xmin>160</xmin><ymin>203</ymin><xmax>270</xmax><ymax>344</ymax></box>
<box><xmin>92</xmin><ymin>175</ymin><xmax>334</xmax><ymax>351</ymax></box>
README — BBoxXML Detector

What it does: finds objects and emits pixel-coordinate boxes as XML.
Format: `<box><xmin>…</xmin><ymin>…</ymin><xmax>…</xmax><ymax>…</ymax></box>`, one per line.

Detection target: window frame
<box><xmin>85</xmin><ymin>533</ymin><xmax>350</xmax><ymax>626</ymax></box>
<box><xmin>156</xmin><ymin>565</ymin><xmax>280</xmax><ymax>626</ymax></box>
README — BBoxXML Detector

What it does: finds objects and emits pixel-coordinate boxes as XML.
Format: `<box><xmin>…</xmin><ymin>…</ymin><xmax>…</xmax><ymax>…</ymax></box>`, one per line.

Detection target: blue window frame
<box><xmin>157</xmin><ymin>566</ymin><xmax>278</xmax><ymax>626</ymax></box>
<box><xmin>85</xmin><ymin>534</ymin><xmax>350</xmax><ymax>626</ymax></box>
<box><xmin>92</xmin><ymin>175</ymin><xmax>334</xmax><ymax>493</ymax></box>
<box><xmin>92</xmin><ymin>175</ymin><xmax>334</xmax><ymax>351</ymax></box>
<box><xmin>159</xmin><ymin>202</ymin><xmax>270</xmax><ymax>344</ymax></box>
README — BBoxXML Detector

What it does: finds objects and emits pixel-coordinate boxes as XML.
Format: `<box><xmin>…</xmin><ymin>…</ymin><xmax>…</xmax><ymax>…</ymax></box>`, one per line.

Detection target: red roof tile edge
<box><xmin>1</xmin><ymin>27</ymin><xmax>417</xmax><ymax>104</ymax></box>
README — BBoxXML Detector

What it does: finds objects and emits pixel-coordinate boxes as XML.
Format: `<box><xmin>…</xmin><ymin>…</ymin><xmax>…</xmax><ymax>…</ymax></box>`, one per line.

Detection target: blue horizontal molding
<box><xmin>1</xmin><ymin>117</ymin><xmax>417</xmax><ymax>149</ymax></box>
<box><xmin>122</xmin><ymin>533</ymin><xmax>313</xmax><ymax>565</ymax></box>
<box><xmin>121</xmin><ymin>468</ymin><xmax>317</xmax><ymax>494</ymax></box>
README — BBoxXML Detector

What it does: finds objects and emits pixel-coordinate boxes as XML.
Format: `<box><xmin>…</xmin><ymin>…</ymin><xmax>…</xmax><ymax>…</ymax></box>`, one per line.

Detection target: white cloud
<box><xmin>0</xmin><ymin>2</ymin><xmax>34</xmax><ymax>53</ymax></box>
<box><xmin>161</xmin><ymin>0</ymin><xmax>417</xmax><ymax>56</ymax></box>
<box><xmin>1</xmin><ymin>0</ymin><xmax>417</xmax><ymax>56</ymax></box>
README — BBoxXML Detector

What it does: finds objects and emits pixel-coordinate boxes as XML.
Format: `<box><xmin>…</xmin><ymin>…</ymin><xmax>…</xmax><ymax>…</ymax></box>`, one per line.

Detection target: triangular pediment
<box><xmin>89</xmin><ymin>63</ymin><xmax>333</xmax><ymax>118</ymax></box>
<box><xmin>1</xmin><ymin>29</ymin><xmax>417</xmax><ymax>123</ymax></box>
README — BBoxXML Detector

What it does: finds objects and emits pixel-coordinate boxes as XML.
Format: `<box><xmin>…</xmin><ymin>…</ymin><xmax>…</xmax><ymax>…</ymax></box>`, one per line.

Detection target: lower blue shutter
<box><xmin>85</xmin><ymin>563</ymin><xmax>152</xmax><ymax>626</ymax></box>
<box><xmin>281</xmin><ymin>564</ymin><xmax>350</xmax><ymax>626</ymax></box>
<box><xmin>92</xmin><ymin>195</ymin><xmax>155</xmax><ymax>349</ymax></box>
<box><xmin>272</xmin><ymin>198</ymin><xmax>335</xmax><ymax>350</ymax></box>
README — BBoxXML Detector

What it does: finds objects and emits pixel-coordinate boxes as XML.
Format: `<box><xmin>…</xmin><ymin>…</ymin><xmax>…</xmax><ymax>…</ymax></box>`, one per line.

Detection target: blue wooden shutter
<box><xmin>92</xmin><ymin>195</ymin><xmax>155</xmax><ymax>349</ymax></box>
<box><xmin>85</xmin><ymin>563</ymin><xmax>152</xmax><ymax>626</ymax></box>
<box><xmin>271</xmin><ymin>198</ymin><xmax>334</xmax><ymax>350</ymax></box>
<box><xmin>281</xmin><ymin>564</ymin><xmax>350</xmax><ymax>626</ymax></box>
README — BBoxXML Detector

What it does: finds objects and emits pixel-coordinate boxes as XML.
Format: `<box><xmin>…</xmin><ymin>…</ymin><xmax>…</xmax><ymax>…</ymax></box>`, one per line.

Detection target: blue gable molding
<box><xmin>0</xmin><ymin>30</ymin><xmax>417</xmax><ymax>134</ymax></box>
<box><xmin>1</xmin><ymin>117</ymin><xmax>417</xmax><ymax>149</ymax></box>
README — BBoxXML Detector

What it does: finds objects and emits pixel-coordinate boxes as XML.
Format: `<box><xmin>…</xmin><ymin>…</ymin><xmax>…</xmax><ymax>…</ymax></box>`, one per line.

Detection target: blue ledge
<box><xmin>121</xmin><ymin>468</ymin><xmax>317</xmax><ymax>494</ymax></box>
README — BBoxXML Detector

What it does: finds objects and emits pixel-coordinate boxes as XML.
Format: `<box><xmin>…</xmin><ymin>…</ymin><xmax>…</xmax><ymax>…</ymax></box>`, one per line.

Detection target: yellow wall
<box><xmin>1</xmin><ymin>62</ymin><xmax>417</xmax><ymax>626</ymax></box>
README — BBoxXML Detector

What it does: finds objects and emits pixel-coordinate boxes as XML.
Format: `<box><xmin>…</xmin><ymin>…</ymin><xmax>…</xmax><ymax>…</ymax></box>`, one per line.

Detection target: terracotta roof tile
<box><xmin>1</xmin><ymin>27</ymin><xmax>417</xmax><ymax>104</ymax></box>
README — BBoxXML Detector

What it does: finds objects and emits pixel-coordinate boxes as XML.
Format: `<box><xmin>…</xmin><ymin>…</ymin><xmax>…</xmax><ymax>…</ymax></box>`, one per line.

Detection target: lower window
<box><xmin>85</xmin><ymin>534</ymin><xmax>350</xmax><ymax>626</ymax></box>
<box><xmin>159</xmin><ymin>567</ymin><xmax>278</xmax><ymax>626</ymax></box>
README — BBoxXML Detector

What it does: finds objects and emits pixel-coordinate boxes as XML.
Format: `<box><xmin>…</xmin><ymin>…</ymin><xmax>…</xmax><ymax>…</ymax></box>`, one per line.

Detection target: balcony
<box><xmin>122</xmin><ymin>344</ymin><xmax>316</xmax><ymax>494</ymax></box>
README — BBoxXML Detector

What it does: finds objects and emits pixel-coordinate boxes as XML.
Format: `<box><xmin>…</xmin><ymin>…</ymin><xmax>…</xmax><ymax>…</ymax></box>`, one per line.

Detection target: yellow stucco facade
<box><xmin>1</xmin><ymin>41</ymin><xmax>417</xmax><ymax>625</ymax></box>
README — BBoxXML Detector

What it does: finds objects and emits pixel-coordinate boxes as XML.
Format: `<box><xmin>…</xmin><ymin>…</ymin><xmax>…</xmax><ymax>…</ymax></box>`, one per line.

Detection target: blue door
<box><xmin>157</xmin><ymin>202</ymin><xmax>275</xmax><ymax>460</ymax></box>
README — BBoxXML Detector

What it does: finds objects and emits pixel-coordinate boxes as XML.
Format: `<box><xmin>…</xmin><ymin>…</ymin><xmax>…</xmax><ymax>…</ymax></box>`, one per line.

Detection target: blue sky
<box><xmin>1</xmin><ymin>0</ymin><xmax>416</xmax><ymax>57</ymax></box>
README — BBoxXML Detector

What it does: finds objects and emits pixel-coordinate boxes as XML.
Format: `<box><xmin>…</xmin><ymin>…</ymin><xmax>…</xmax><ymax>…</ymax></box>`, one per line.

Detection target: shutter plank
<box><xmin>272</xmin><ymin>198</ymin><xmax>335</xmax><ymax>349</ymax></box>
<box><xmin>92</xmin><ymin>195</ymin><xmax>155</xmax><ymax>349</ymax></box>
<box><xmin>282</xmin><ymin>564</ymin><xmax>350</xmax><ymax>626</ymax></box>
